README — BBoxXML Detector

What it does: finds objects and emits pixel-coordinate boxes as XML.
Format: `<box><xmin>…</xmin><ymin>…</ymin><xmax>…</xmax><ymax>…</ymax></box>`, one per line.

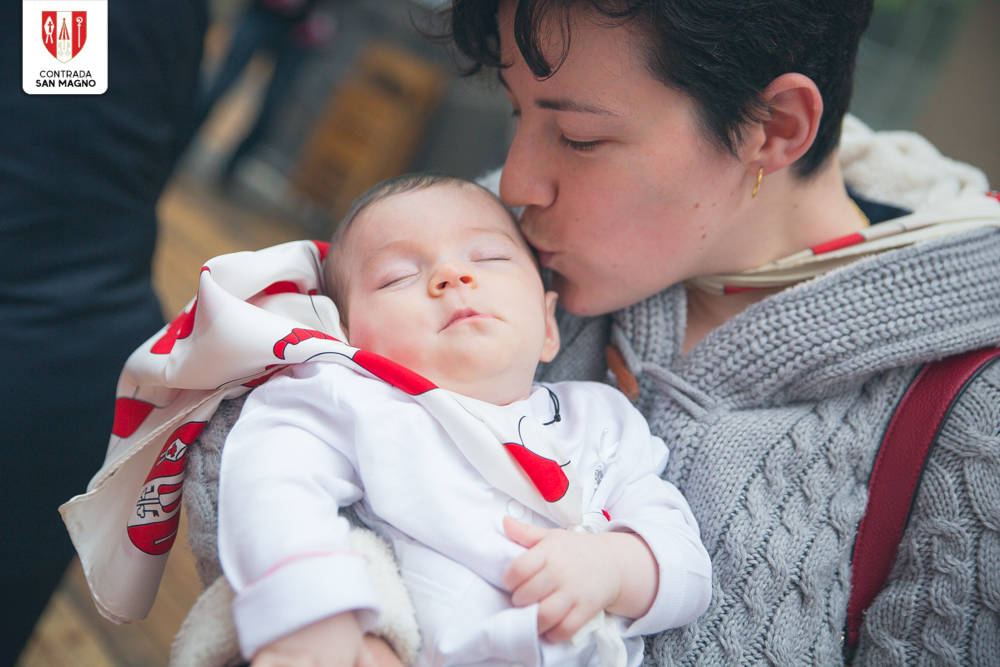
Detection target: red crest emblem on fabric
<box><xmin>127</xmin><ymin>421</ymin><xmax>205</xmax><ymax>555</ymax></box>
<box><xmin>273</xmin><ymin>328</ymin><xmax>340</xmax><ymax>360</ymax></box>
<box><xmin>151</xmin><ymin>299</ymin><xmax>198</xmax><ymax>355</ymax></box>
<box><xmin>243</xmin><ymin>365</ymin><xmax>282</xmax><ymax>388</ymax></box>
<box><xmin>312</xmin><ymin>240</ymin><xmax>330</xmax><ymax>261</ymax></box>
<box><xmin>111</xmin><ymin>397</ymin><xmax>157</xmax><ymax>438</ymax></box>
<box><xmin>502</xmin><ymin>442</ymin><xmax>570</xmax><ymax>502</ymax></box>
<box><xmin>259</xmin><ymin>281</ymin><xmax>301</xmax><ymax>297</ymax></box>
<box><xmin>42</xmin><ymin>11</ymin><xmax>87</xmax><ymax>63</ymax></box>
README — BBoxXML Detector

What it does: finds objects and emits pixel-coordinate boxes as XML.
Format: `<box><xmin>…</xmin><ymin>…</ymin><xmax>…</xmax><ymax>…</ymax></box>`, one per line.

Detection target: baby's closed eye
<box><xmin>469</xmin><ymin>241</ymin><xmax>516</xmax><ymax>262</ymax></box>
<box><xmin>375</xmin><ymin>264</ymin><xmax>419</xmax><ymax>289</ymax></box>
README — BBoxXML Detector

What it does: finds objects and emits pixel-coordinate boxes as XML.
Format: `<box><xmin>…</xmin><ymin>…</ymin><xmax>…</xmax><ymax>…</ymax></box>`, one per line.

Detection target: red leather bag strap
<box><xmin>844</xmin><ymin>347</ymin><xmax>1000</xmax><ymax>658</ymax></box>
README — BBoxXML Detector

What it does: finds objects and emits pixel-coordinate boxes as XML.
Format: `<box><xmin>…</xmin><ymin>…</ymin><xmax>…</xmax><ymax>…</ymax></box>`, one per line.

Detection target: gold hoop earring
<box><xmin>751</xmin><ymin>167</ymin><xmax>763</xmax><ymax>199</ymax></box>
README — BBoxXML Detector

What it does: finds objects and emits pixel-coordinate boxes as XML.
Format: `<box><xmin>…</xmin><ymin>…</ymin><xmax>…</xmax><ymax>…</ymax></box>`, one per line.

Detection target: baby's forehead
<box><xmin>350</xmin><ymin>183</ymin><xmax>521</xmax><ymax>246</ymax></box>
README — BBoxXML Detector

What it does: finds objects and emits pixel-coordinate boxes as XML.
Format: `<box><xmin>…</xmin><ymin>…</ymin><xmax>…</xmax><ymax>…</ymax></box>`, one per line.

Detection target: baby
<box><xmin>218</xmin><ymin>174</ymin><xmax>711</xmax><ymax>666</ymax></box>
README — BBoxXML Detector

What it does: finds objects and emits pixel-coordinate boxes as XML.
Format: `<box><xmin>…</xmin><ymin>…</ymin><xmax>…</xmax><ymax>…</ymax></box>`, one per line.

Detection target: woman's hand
<box><xmin>501</xmin><ymin>517</ymin><xmax>656</xmax><ymax>642</ymax></box>
<box><xmin>251</xmin><ymin>611</ymin><xmax>373</xmax><ymax>667</ymax></box>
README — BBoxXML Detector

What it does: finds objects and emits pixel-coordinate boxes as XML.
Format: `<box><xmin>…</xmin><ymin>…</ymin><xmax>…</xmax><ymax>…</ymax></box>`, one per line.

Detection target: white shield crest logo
<box><xmin>42</xmin><ymin>10</ymin><xmax>87</xmax><ymax>63</ymax></box>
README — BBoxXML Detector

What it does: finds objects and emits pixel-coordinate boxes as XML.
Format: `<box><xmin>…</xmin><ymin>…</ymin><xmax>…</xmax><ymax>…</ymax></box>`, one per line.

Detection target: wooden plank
<box><xmin>25</xmin><ymin>519</ymin><xmax>205</xmax><ymax>667</ymax></box>
<box><xmin>18</xmin><ymin>585</ymin><xmax>117</xmax><ymax>667</ymax></box>
<box><xmin>60</xmin><ymin>560</ymin><xmax>168</xmax><ymax>666</ymax></box>
<box><xmin>153</xmin><ymin>175</ymin><xmax>304</xmax><ymax>316</ymax></box>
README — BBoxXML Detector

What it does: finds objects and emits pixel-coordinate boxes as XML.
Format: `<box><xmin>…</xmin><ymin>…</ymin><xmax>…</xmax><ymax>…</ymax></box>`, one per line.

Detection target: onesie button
<box><xmin>506</xmin><ymin>499</ymin><xmax>527</xmax><ymax>520</ymax></box>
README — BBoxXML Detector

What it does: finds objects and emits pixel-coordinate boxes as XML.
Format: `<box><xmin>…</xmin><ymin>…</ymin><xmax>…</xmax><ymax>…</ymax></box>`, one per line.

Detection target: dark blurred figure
<box><xmin>0</xmin><ymin>1</ymin><xmax>207</xmax><ymax>663</ymax></box>
<box><xmin>196</xmin><ymin>0</ymin><xmax>337</xmax><ymax>184</ymax></box>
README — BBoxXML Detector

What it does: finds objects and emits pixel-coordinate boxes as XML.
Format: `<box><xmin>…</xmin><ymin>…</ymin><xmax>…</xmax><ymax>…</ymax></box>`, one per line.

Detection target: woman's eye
<box><xmin>559</xmin><ymin>135</ymin><xmax>602</xmax><ymax>152</ymax></box>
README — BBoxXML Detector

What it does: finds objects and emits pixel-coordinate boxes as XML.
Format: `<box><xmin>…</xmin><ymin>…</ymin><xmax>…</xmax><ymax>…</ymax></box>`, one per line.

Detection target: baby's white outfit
<box><xmin>219</xmin><ymin>362</ymin><xmax>711</xmax><ymax>665</ymax></box>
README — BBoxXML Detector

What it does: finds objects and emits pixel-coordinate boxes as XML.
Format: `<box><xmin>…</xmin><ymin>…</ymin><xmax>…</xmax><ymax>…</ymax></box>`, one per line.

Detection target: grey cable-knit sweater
<box><xmin>539</xmin><ymin>228</ymin><xmax>1000</xmax><ymax>665</ymax></box>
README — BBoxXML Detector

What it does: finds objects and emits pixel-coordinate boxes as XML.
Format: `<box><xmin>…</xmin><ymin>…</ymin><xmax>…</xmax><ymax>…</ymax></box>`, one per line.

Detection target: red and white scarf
<box><xmin>60</xmin><ymin>240</ymin><xmax>587</xmax><ymax>625</ymax></box>
<box><xmin>689</xmin><ymin>192</ymin><xmax>1000</xmax><ymax>295</ymax></box>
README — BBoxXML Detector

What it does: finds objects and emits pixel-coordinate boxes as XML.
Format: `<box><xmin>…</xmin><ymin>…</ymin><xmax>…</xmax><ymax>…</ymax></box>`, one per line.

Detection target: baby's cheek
<box><xmin>355</xmin><ymin>325</ymin><xmax>425</xmax><ymax>369</ymax></box>
<box><xmin>344</xmin><ymin>319</ymin><xmax>377</xmax><ymax>351</ymax></box>
<box><xmin>344</xmin><ymin>298</ymin><xmax>398</xmax><ymax>349</ymax></box>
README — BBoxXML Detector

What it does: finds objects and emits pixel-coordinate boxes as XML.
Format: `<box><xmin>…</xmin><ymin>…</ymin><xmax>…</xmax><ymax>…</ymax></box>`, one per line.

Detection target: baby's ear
<box><xmin>539</xmin><ymin>291</ymin><xmax>560</xmax><ymax>363</ymax></box>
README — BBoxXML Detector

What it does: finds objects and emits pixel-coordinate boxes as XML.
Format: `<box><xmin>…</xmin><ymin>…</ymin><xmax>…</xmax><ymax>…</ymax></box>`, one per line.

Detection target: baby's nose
<box><xmin>428</xmin><ymin>264</ymin><xmax>477</xmax><ymax>295</ymax></box>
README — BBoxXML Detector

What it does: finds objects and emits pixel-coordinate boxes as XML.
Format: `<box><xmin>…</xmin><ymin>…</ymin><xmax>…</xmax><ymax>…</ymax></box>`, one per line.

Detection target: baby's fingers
<box><xmin>509</xmin><ymin>567</ymin><xmax>558</xmax><ymax>607</ymax></box>
<box><xmin>544</xmin><ymin>603</ymin><xmax>602</xmax><ymax>644</ymax></box>
<box><xmin>502</xmin><ymin>545</ymin><xmax>546</xmax><ymax>592</ymax></box>
<box><xmin>502</xmin><ymin>516</ymin><xmax>547</xmax><ymax>548</ymax></box>
<box><xmin>536</xmin><ymin>591</ymin><xmax>574</xmax><ymax>635</ymax></box>
<box><xmin>360</xmin><ymin>636</ymin><xmax>403</xmax><ymax>667</ymax></box>
<box><xmin>253</xmin><ymin>650</ymin><xmax>317</xmax><ymax>666</ymax></box>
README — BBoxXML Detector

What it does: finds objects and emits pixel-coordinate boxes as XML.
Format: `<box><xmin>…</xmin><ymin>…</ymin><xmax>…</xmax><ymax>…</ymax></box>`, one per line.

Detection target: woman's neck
<box><xmin>682</xmin><ymin>157</ymin><xmax>866</xmax><ymax>354</ymax></box>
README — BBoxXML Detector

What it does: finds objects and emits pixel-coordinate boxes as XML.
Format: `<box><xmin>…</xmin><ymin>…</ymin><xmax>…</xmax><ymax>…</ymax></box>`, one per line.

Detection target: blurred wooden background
<box><xmin>16</xmin><ymin>175</ymin><xmax>303</xmax><ymax>667</ymax></box>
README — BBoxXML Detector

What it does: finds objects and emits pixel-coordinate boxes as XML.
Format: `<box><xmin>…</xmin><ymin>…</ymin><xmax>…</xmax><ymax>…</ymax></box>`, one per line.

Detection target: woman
<box><xmin>448</xmin><ymin>0</ymin><xmax>1000</xmax><ymax>664</ymax></box>
<box><xmin>178</xmin><ymin>0</ymin><xmax>1000</xmax><ymax>663</ymax></box>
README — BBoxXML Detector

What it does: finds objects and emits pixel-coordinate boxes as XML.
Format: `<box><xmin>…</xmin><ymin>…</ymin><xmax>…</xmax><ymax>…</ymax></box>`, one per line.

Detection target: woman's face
<box><xmin>497</xmin><ymin>2</ymin><xmax>754</xmax><ymax>316</ymax></box>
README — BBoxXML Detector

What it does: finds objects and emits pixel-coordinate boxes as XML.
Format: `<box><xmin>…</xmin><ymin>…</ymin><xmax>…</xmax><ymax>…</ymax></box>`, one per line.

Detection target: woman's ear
<box><xmin>752</xmin><ymin>72</ymin><xmax>823</xmax><ymax>174</ymax></box>
<box><xmin>539</xmin><ymin>291</ymin><xmax>561</xmax><ymax>363</ymax></box>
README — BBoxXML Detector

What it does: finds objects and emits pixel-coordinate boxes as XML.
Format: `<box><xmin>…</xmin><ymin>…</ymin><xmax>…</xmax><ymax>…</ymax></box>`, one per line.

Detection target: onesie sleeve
<box><xmin>585</xmin><ymin>386</ymin><xmax>712</xmax><ymax>636</ymax></box>
<box><xmin>218</xmin><ymin>363</ymin><xmax>381</xmax><ymax>660</ymax></box>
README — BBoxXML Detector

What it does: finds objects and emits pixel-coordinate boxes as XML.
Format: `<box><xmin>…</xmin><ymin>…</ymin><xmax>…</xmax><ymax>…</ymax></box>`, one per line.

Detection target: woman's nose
<box><xmin>428</xmin><ymin>263</ymin><xmax>477</xmax><ymax>296</ymax></box>
<box><xmin>499</xmin><ymin>127</ymin><xmax>557</xmax><ymax>210</ymax></box>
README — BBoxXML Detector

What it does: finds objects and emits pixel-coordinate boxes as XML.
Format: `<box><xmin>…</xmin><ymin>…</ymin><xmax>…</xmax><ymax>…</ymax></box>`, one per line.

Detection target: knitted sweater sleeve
<box><xmin>854</xmin><ymin>359</ymin><xmax>1000</xmax><ymax>665</ymax></box>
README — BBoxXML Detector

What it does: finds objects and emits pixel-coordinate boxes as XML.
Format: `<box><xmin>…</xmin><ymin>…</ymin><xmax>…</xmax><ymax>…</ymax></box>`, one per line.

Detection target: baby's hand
<box><xmin>362</xmin><ymin>634</ymin><xmax>405</xmax><ymax>667</ymax></box>
<box><xmin>251</xmin><ymin>611</ymin><xmax>374</xmax><ymax>667</ymax></box>
<box><xmin>501</xmin><ymin>517</ymin><xmax>623</xmax><ymax>643</ymax></box>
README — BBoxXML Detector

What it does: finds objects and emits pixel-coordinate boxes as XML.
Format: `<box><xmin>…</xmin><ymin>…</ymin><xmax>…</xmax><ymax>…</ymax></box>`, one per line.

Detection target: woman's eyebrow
<box><xmin>497</xmin><ymin>70</ymin><xmax>616</xmax><ymax>116</ymax></box>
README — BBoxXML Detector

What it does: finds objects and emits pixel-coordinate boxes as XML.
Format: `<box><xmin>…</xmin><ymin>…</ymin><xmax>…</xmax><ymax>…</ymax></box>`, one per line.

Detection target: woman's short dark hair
<box><xmin>448</xmin><ymin>0</ymin><xmax>874</xmax><ymax>178</ymax></box>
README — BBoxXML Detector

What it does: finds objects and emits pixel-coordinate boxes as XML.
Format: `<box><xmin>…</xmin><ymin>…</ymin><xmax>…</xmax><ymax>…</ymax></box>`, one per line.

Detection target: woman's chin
<box><xmin>555</xmin><ymin>279</ymin><xmax>627</xmax><ymax>318</ymax></box>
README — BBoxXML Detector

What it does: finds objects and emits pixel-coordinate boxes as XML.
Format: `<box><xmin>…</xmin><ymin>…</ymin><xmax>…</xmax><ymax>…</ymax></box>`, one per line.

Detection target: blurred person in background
<box><xmin>0</xmin><ymin>1</ymin><xmax>207</xmax><ymax>662</ymax></box>
<box><xmin>195</xmin><ymin>0</ymin><xmax>338</xmax><ymax>185</ymax></box>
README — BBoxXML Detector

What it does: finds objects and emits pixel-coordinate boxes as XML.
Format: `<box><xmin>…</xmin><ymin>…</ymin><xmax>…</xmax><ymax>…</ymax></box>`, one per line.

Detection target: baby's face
<box><xmin>338</xmin><ymin>182</ymin><xmax>559</xmax><ymax>405</ymax></box>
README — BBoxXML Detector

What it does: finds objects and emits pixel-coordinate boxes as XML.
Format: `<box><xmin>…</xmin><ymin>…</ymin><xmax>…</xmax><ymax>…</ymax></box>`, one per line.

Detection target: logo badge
<box><xmin>42</xmin><ymin>11</ymin><xmax>87</xmax><ymax>63</ymax></box>
<box><xmin>126</xmin><ymin>421</ymin><xmax>206</xmax><ymax>556</ymax></box>
<box><xmin>23</xmin><ymin>1</ymin><xmax>108</xmax><ymax>94</ymax></box>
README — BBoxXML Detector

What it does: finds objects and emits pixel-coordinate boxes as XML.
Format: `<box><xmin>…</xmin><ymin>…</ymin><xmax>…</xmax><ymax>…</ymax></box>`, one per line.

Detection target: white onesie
<box><xmin>219</xmin><ymin>362</ymin><xmax>711</xmax><ymax>665</ymax></box>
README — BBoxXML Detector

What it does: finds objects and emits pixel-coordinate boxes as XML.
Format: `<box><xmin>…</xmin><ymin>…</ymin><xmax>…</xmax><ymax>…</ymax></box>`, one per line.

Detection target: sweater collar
<box><xmin>613</xmin><ymin>225</ymin><xmax>1000</xmax><ymax>408</ymax></box>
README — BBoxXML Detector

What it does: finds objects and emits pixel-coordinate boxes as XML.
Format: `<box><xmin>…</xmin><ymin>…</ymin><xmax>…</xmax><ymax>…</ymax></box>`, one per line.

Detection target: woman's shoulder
<box><xmin>929</xmin><ymin>355</ymin><xmax>1000</xmax><ymax>466</ymax></box>
<box><xmin>857</xmin><ymin>356</ymin><xmax>999</xmax><ymax>663</ymax></box>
